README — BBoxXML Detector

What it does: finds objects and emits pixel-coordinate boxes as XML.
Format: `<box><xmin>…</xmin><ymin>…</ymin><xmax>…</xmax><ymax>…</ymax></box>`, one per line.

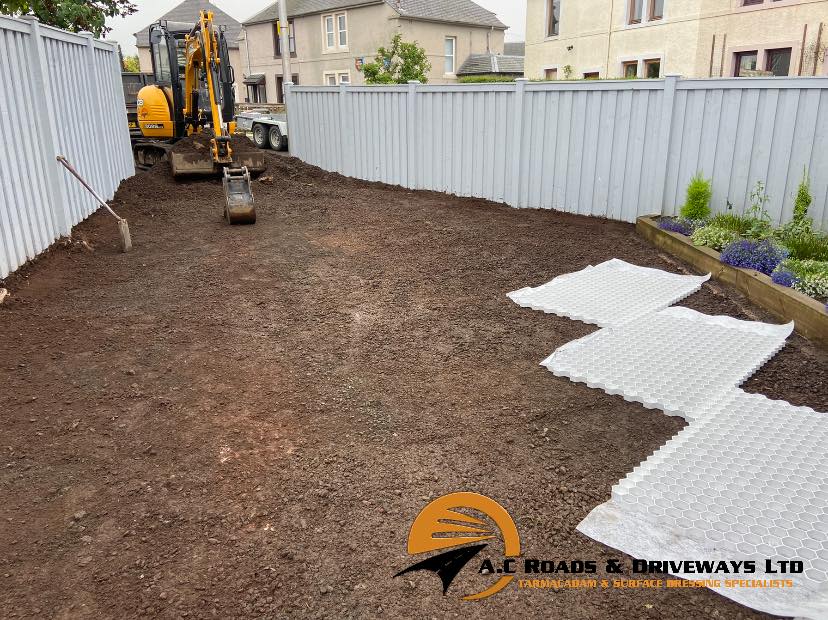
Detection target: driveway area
<box><xmin>1</xmin><ymin>152</ymin><xmax>826</xmax><ymax>618</ymax></box>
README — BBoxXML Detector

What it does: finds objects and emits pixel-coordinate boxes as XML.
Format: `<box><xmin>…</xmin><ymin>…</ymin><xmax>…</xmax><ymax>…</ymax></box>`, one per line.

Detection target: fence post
<box><xmin>407</xmin><ymin>80</ymin><xmax>420</xmax><ymax>189</ymax></box>
<box><xmin>508</xmin><ymin>78</ymin><xmax>528</xmax><ymax>208</ymax></box>
<box><xmin>654</xmin><ymin>74</ymin><xmax>680</xmax><ymax>216</ymax></box>
<box><xmin>284</xmin><ymin>81</ymin><xmax>294</xmax><ymax>157</ymax></box>
<box><xmin>339</xmin><ymin>82</ymin><xmax>351</xmax><ymax>177</ymax></box>
<box><xmin>23</xmin><ymin>17</ymin><xmax>71</xmax><ymax>235</ymax></box>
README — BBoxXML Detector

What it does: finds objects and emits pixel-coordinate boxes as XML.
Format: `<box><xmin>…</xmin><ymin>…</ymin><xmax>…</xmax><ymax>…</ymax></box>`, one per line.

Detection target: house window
<box><xmin>323</xmin><ymin>12</ymin><xmax>347</xmax><ymax>51</ymax></box>
<box><xmin>765</xmin><ymin>47</ymin><xmax>792</xmax><ymax>76</ymax></box>
<box><xmin>338</xmin><ymin>14</ymin><xmax>348</xmax><ymax>47</ymax></box>
<box><xmin>629</xmin><ymin>0</ymin><xmax>663</xmax><ymax>25</ymax></box>
<box><xmin>742</xmin><ymin>0</ymin><xmax>763</xmax><ymax>4</ymax></box>
<box><xmin>276</xmin><ymin>74</ymin><xmax>299</xmax><ymax>103</ymax></box>
<box><xmin>629</xmin><ymin>0</ymin><xmax>644</xmax><ymax>24</ymax></box>
<box><xmin>325</xmin><ymin>15</ymin><xmax>335</xmax><ymax>48</ymax></box>
<box><xmin>247</xmin><ymin>83</ymin><xmax>266</xmax><ymax>104</ymax></box>
<box><xmin>734</xmin><ymin>50</ymin><xmax>758</xmax><ymax>76</ymax></box>
<box><xmin>584</xmin><ymin>71</ymin><xmax>600</xmax><ymax>79</ymax></box>
<box><xmin>546</xmin><ymin>0</ymin><xmax>560</xmax><ymax>37</ymax></box>
<box><xmin>644</xmin><ymin>58</ymin><xmax>661</xmax><ymax>78</ymax></box>
<box><xmin>274</xmin><ymin>20</ymin><xmax>296</xmax><ymax>57</ymax></box>
<box><xmin>324</xmin><ymin>71</ymin><xmax>350</xmax><ymax>85</ymax></box>
<box><xmin>445</xmin><ymin>37</ymin><xmax>456</xmax><ymax>74</ymax></box>
<box><xmin>544</xmin><ymin>68</ymin><xmax>557</xmax><ymax>80</ymax></box>
<box><xmin>623</xmin><ymin>61</ymin><xmax>638</xmax><ymax>78</ymax></box>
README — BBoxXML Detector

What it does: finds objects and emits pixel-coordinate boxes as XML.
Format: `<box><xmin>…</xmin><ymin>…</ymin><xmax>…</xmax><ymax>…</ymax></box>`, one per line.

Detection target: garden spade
<box><xmin>56</xmin><ymin>156</ymin><xmax>132</xmax><ymax>253</ymax></box>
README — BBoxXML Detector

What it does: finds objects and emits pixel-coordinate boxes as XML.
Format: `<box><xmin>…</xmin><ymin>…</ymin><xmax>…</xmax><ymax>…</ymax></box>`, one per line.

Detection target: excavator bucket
<box><xmin>169</xmin><ymin>149</ymin><xmax>267</xmax><ymax>177</ymax></box>
<box><xmin>223</xmin><ymin>167</ymin><xmax>256</xmax><ymax>225</ymax></box>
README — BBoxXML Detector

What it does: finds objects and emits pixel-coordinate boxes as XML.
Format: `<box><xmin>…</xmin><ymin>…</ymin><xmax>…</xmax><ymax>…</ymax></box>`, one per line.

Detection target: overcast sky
<box><xmin>106</xmin><ymin>0</ymin><xmax>526</xmax><ymax>54</ymax></box>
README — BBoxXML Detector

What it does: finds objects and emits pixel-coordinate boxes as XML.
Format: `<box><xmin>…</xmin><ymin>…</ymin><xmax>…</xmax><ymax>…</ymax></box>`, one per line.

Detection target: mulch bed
<box><xmin>1</xmin><ymin>152</ymin><xmax>825</xmax><ymax>618</ymax></box>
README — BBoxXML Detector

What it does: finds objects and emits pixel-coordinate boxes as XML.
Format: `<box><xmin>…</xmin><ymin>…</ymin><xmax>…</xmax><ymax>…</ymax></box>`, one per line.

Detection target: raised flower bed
<box><xmin>637</xmin><ymin>216</ymin><xmax>828</xmax><ymax>346</ymax></box>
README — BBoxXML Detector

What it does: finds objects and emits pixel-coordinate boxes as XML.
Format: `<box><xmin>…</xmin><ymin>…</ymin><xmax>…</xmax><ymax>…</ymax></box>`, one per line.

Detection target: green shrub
<box><xmin>783</xmin><ymin>233</ymin><xmax>828</xmax><ymax>262</ymax></box>
<box><xmin>458</xmin><ymin>75</ymin><xmax>517</xmax><ymax>83</ymax></box>
<box><xmin>680</xmin><ymin>173</ymin><xmax>713</xmax><ymax>220</ymax></box>
<box><xmin>777</xmin><ymin>171</ymin><xmax>815</xmax><ymax>242</ymax></box>
<box><xmin>691</xmin><ymin>225</ymin><xmax>739</xmax><ymax>251</ymax></box>
<box><xmin>794</xmin><ymin>170</ymin><xmax>813</xmax><ymax>222</ymax></box>
<box><xmin>710</xmin><ymin>212</ymin><xmax>754</xmax><ymax>235</ymax></box>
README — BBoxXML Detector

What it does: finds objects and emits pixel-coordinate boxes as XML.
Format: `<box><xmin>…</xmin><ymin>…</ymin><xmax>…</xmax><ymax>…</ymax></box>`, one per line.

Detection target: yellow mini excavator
<box><xmin>134</xmin><ymin>11</ymin><xmax>265</xmax><ymax>224</ymax></box>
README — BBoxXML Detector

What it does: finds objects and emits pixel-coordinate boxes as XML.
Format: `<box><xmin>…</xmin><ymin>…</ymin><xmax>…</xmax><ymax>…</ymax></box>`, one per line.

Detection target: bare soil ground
<box><xmin>1</xmin><ymin>152</ymin><xmax>826</xmax><ymax>619</ymax></box>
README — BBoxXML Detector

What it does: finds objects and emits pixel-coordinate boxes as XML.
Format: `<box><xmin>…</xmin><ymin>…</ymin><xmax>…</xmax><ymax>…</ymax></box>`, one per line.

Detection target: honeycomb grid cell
<box><xmin>508</xmin><ymin>259</ymin><xmax>710</xmax><ymax>328</ymax></box>
<box><xmin>579</xmin><ymin>390</ymin><xmax>828</xmax><ymax>620</ymax></box>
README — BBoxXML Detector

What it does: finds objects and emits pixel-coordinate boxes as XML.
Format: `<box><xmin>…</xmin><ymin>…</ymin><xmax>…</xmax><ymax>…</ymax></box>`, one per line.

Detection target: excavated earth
<box><xmin>1</xmin><ymin>151</ymin><xmax>826</xmax><ymax>619</ymax></box>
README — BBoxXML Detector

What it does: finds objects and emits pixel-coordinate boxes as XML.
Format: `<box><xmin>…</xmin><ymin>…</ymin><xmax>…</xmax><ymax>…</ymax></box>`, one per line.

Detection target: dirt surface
<box><xmin>1</xmin><ymin>153</ymin><xmax>826</xmax><ymax>619</ymax></box>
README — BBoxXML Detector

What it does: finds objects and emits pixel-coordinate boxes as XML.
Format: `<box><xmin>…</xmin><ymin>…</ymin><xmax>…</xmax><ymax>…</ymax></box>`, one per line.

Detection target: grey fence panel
<box><xmin>286</xmin><ymin>76</ymin><xmax>828</xmax><ymax>229</ymax></box>
<box><xmin>0</xmin><ymin>16</ymin><xmax>134</xmax><ymax>279</ymax></box>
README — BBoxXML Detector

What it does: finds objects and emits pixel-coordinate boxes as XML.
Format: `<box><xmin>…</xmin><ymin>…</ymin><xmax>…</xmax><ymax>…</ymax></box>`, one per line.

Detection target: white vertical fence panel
<box><xmin>286</xmin><ymin>76</ymin><xmax>828</xmax><ymax>229</ymax></box>
<box><xmin>0</xmin><ymin>16</ymin><xmax>134</xmax><ymax>279</ymax></box>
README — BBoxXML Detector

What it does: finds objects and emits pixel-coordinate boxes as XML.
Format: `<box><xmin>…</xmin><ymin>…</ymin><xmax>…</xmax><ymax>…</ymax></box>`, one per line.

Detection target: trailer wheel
<box><xmin>269</xmin><ymin>126</ymin><xmax>286</xmax><ymax>151</ymax></box>
<box><xmin>252</xmin><ymin>124</ymin><xmax>269</xmax><ymax>149</ymax></box>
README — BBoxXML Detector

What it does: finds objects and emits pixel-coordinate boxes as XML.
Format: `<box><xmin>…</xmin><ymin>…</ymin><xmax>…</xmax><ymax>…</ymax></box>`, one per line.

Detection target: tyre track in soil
<box><xmin>0</xmin><ymin>150</ymin><xmax>826</xmax><ymax>619</ymax></box>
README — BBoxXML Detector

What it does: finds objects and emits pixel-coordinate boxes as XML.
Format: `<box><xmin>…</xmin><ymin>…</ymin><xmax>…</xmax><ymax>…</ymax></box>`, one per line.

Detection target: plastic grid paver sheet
<box><xmin>507</xmin><ymin>259</ymin><xmax>710</xmax><ymax>327</ymax></box>
<box><xmin>542</xmin><ymin>307</ymin><xmax>794</xmax><ymax>419</ymax></box>
<box><xmin>578</xmin><ymin>390</ymin><xmax>828</xmax><ymax>619</ymax></box>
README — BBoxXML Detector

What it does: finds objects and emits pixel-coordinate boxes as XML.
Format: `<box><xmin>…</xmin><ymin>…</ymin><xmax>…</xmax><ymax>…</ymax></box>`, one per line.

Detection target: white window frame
<box><xmin>624</xmin><ymin>0</ymin><xmax>665</xmax><ymax>27</ymax></box>
<box><xmin>338</xmin><ymin>13</ymin><xmax>348</xmax><ymax>48</ymax></box>
<box><xmin>323</xmin><ymin>70</ymin><xmax>351</xmax><ymax>85</ymax></box>
<box><xmin>617</xmin><ymin>53</ymin><xmax>664</xmax><ymax>79</ymax></box>
<box><xmin>444</xmin><ymin>36</ymin><xmax>457</xmax><ymax>76</ymax></box>
<box><xmin>322</xmin><ymin>12</ymin><xmax>348</xmax><ymax>53</ymax></box>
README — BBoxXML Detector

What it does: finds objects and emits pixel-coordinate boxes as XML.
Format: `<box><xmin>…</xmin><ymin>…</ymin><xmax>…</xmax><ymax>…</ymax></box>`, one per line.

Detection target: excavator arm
<box><xmin>181</xmin><ymin>11</ymin><xmax>234</xmax><ymax>165</ymax></box>
<box><xmin>173</xmin><ymin>10</ymin><xmax>259</xmax><ymax>224</ymax></box>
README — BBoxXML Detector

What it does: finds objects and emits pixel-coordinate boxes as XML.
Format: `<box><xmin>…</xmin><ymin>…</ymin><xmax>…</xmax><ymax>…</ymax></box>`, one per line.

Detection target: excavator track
<box><xmin>222</xmin><ymin>167</ymin><xmax>256</xmax><ymax>225</ymax></box>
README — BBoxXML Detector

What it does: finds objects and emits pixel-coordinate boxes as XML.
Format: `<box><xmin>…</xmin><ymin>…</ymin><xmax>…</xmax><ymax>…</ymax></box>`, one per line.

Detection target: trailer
<box><xmin>236</xmin><ymin>111</ymin><xmax>289</xmax><ymax>151</ymax></box>
<box><xmin>121</xmin><ymin>72</ymin><xmax>155</xmax><ymax>140</ymax></box>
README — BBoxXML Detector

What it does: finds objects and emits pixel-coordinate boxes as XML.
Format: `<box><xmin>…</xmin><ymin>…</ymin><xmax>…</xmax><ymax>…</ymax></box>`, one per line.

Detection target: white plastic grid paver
<box><xmin>508</xmin><ymin>259</ymin><xmax>710</xmax><ymax>327</ymax></box>
<box><xmin>541</xmin><ymin>307</ymin><xmax>794</xmax><ymax>419</ymax></box>
<box><xmin>578</xmin><ymin>389</ymin><xmax>828</xmax><ymax>620</ymax></box>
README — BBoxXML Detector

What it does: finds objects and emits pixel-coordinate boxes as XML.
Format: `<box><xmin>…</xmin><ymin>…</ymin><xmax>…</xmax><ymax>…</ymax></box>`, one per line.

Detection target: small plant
<box><xmin>775</xmin><ymin>259</ymin><xmax>828</xmax><ymax>301</ymax></box>
<box><xmin>658</xmin><ymin>217</ymin><xmax>694</xmax><ymax>236</ymax></box>
<box><xmin>563</xmin><ymin>65</ymin><xmax>574</xmax><ymax>80</ymax></box>
<box><xmin>691</xmin><ymin>225</ymin><xmax>739</xmax><ymax>251</ymax></box>
<box><xmin>719</xmin><ymin>239</ymin><xmax>788</xmax><ymax>275</ymax></box>
<box><xmin>776</xmin><ymin>170</ymin><xmax>815</xmax><ymax>242</ymax></box>
<box><xmin>794</xmin><ymin>170</ymin><xmax>813</xmax><ymax>222</ymax></box>
<box><xmin>679</xmin><ymin>173</ymin><xmax>713</xmax><ymax>220</ymax></box>
<box><xmin>710</xmin><ymin>212</ymin><xmax>754</xmax><ymax>236</ymax></box>
<box><xmin>783</xmin><ymin>233</ymin><xmax>828</xmax><ymax>262</ymax></box>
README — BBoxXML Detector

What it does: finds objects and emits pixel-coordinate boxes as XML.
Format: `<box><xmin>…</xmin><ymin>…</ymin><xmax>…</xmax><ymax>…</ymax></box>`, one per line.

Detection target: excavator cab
<box><xmin>136</xmin><ymin>12</ymin><xmax>265</xmax><ymax>224</ymax></box>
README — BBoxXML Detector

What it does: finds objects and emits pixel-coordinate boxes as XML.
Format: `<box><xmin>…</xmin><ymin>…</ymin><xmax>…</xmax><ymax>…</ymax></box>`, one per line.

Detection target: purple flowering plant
<box><xmin>720</xmin><ymin>239</ymin><xmax>789</xmax><ymax>276</ymax></box>
<box><xmin>658</xmin><ymin>218</ymin><xmax>694</xmax><ymax>236</ymax></box>
<box><xmin>771</xmin><ymin>269</ymin><xmax>797</xmax><ymax>288</ymax></box>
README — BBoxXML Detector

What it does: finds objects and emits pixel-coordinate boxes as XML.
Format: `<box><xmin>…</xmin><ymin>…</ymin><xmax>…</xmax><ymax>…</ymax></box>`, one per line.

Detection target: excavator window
<box><xmin>150</xmin><ymin>28</ymin><xmax>172</xmax><ymax>83</ymax></box>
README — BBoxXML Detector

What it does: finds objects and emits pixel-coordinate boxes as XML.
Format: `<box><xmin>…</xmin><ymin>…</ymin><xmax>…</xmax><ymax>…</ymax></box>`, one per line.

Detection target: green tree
<box><xmin>361</xmin><ymin>34</ymin><xmax>431</xmax><ymax>85</ymax></box>
<box><xmin>0</xmin><ymin>0</ymin><xmax>136</xmax><ymax>37</ymax></box>
<box><xmin>122</xmin><ymin>53</ymin><xmax>140</xmax><ymax>72</ymax></box>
